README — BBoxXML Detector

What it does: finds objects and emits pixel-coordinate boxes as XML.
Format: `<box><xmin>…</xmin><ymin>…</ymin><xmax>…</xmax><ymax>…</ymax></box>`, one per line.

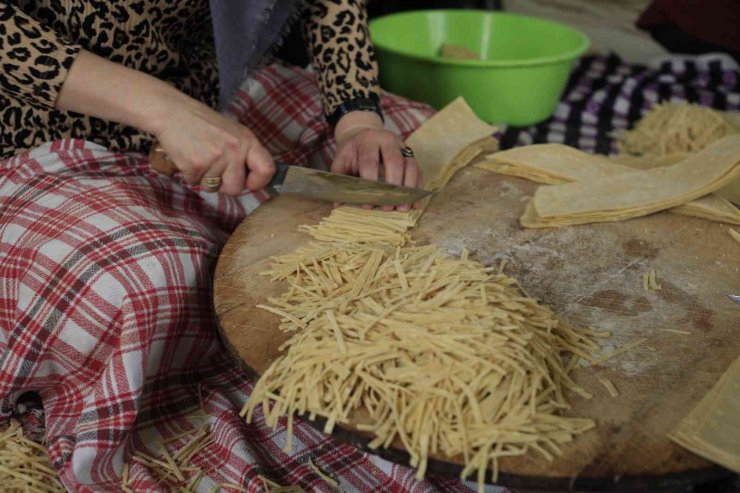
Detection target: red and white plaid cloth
<box><xmin>0</xmin><ymin>64</ymin><xmax>505</xmax><ymax>493</ymax></box>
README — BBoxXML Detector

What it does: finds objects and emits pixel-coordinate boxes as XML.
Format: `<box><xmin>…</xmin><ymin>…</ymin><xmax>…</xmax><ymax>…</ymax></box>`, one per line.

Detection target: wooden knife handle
<box><xmin>148</xmin><ymin>141</ymin><xmax>177</xmax><ymax>176</ymax></box>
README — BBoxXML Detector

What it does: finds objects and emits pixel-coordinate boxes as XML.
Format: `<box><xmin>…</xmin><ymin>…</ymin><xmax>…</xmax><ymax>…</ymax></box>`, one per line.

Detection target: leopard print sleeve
<box><xmin>0</xmin><ymin>3</ymin><xmax>81</xmax><ymax>110</ymax></box>
<box><xmin>303</xmin><ymin>0</ymin><xmax>381</xmax><ymax>117</ymax></box>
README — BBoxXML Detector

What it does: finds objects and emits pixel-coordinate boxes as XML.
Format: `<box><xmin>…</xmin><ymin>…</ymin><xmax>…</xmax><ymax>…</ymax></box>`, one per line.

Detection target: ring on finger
<box><xmin>202</xmin><ymin>175</ymin><xmax>223</xmax><ymax>190</ymax></box>
<box><xmin>400</xmin><ymin>146</ymin><xmax>415</xmax><ymax>158</ymax></box>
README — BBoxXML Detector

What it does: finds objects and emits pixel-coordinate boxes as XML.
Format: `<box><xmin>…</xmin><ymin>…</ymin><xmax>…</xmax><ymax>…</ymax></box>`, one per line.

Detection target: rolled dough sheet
<box><xmin>407</xmin><ymin>97</ymin><xmax>498</xmax><ymax>191</ymax></box>
<box><xmin>477</xmin><ymin>144</ymin><xmax>624</xmax><ymax>184</ymax></box>
<box><xmin>612</xmin><ymin>150</ymin><xmax>740</xmax><ymax>207</ymax></box>
<box><xmin>670</xmin><ymin>195</ymin><xmax>740</xmax><ymax>225</ymax></box>
<box><xmin>522</xmin><ymin>136</ymin><xmax>740</xmax><ymax>228</ymax></box>
<box><xmin>669</xmin><ymin>356</ymin><xmax>740</xmax><ymax>473</ymax></box>
<box><xmin>521</xmin><ymin>135</ymin><xmax>740</xmax><ymax>227</ymax></box>
<box><xmin>477</xmin><ymin>144</ymin><xmax>740</xmax><ymax>225</ymax></box>
<box><xmin>610</xmin><ymin>152</ymin><xmax>686</xmax><ymax>170</ymax></box>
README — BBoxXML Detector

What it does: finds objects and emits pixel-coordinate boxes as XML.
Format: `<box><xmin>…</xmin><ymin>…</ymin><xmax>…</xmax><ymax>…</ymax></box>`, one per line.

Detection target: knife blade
<box><xmin>148</xmin><ymin>144</ymin><xmax>430</xmax><ymax>206</ymax></box>
<box><xmin>267</xmin><ymin>163</ymin><xmax>431</xmax><ymax>206</ymax></box>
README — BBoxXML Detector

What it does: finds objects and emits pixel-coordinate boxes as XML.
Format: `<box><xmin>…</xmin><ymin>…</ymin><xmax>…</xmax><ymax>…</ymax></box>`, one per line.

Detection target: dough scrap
<box><xmin>477</xmin><ymin>143</ymin><xmax>740</xmax><ymax>225</ymax></box>
<box><xmin>440</xmin><ymin>43</ymin><xmax>479</xmax><ymax>60</ymax></box>
<box><xmin>669</xmin><ymin>356</ymin><xmax>740</xmax><ymax>473</ymax></box>
<box><xmin>521</xmin><ymin>135</ymin><xmax>740</xmax><ymax>228</ymax></box>
<box><xmin>729</xmin><ymin>228</ymin><xmax>740</xmax><ymax>245</ymax></box>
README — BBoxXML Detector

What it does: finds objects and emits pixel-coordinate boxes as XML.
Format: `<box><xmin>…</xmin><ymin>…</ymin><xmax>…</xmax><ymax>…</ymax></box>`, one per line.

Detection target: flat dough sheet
<box><xmin>477</xmin><ymin>144</ymin><xmax>740</xmax><ymax>225</ymax></box>
<box><xmin>407</xmin><ymin>97</ymin><xmax>498</xmax><ymax>191</ymax></box>
<box><xmin>523</xmin><ymin>135</ymin><xmax>740</xmax><ymax>227</ymax></box>
<box><xmin>669</xmin><ymin>356</ymin><xmax>740</xmax><ymax>473</ymax></box>
<box><xmin>478</xmin><ymin>144</ymin><xmax>628</xmax><ymax>185</ymax></box>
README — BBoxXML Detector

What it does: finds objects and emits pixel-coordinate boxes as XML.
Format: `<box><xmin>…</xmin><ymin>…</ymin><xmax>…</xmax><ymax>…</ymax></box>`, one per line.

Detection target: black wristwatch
<box><xmin>327</xmin><ymin>94</ymin><xmax>384</xmax><ymax>130</ymax></box>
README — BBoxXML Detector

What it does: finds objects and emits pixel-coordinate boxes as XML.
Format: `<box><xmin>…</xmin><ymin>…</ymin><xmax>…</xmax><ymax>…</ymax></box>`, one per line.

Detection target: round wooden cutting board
<box><xmin>214</xmin><ymin>165</ymin><xmax>740</xmax><ymax>491</ymax></box>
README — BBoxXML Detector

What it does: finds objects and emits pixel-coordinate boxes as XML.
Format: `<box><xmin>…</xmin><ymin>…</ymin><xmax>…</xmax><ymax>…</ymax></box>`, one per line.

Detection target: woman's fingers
<box><xmin>330</xmin><ymin>126</ymin><xmax>428</xmax><ymax>211</ymax></box>
<box><xmin>244</xmin><ymin>140</ymin><xmax>275</xmax><ymax>191</ymax></box>
<box><xmin>331</xmin><ymin>145</ymin><xmax>356</xmax><ymax>209</ymax></box>
<box><xmin>154</xmin><ymin>98</ymin><xmax>276</xmax><ymax>195</ymax></box>
<box><xmin>218</xmin><ymin>150</ymin><xmax>247</xmax><ymax>196</ymax></box>
<box><xmin>357</xmin><ymin>140</ymin><xmax>380</xmax><ymax>182</ymax></box>
<box><xmin>178</xmin><ymin>149</ymin><xmax>218</xmax><ymax>186</ymax></box>
<box><xmin>379</xmin><ymin>138</ymin><xmax>407</xmax><ymax>211</ymax></box>
<box><xmin>356</xmin><ymin>140</ymin><xmax>381</xmax><ymax>209</ymax></box>
<box><xmin>398</xmin><ymin>156</ymin><xmax>421</xmax><ymax>212</ymax></box>
<box><xmin>380</xmin><ymin>138</ymin><xmax>405</xmax><ymax>186</ymax></box>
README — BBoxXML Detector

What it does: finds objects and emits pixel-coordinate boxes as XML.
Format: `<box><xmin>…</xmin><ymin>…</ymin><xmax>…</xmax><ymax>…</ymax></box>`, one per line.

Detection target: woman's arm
<box><xmin>303</xmin><ymin>0</ymin><xmax>380</xmax><ymax>115</ymax></box>
<box><xmin>0</xmin><ymin>3</ymin><xmax>80</xmax><ymax>110</ymax></box>
<box><xmin>304</xmin><ymin>0</ymin><xmax>422</xmax><ymax>209</ymax></box>
<box><xmin>0</xmin><ymin>3</ymin><xmax>273</xmax><ymax>195</ymax></box>
<box><xmin>56</xmin><ymin>50</ymin><xmax>275</xmax><ymax>194</ymax></box>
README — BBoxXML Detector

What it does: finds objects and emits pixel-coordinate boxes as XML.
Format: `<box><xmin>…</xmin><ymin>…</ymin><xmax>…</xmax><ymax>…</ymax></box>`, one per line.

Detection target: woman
<box><xmin>0</xmin><ymin>1</ymin><xmax>452</xmax><ymax>491</ymax></box>
<box><xmin>0</xmin><ymin>1</ymin><xmax>422</xmax><ymax>192</ymax></box>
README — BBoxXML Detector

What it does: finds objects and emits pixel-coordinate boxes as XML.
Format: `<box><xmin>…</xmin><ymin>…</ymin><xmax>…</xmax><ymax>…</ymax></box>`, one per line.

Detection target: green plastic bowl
<box><xmin>370</xmin><ymin>10</ymin><xmax>589</xmax><ymax>125</ymax></box>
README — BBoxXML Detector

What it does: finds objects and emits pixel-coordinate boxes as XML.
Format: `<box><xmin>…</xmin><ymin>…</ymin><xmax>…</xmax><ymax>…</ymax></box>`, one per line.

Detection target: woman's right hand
<box><xmin>152</xmin><ymin>95</ymin><xmax>275</xmax><ymax>196</ymax></box>
<box><xmin>56</xmin><ymin>50</ymin><xmax>275</xmax><ymax>196</ymax></box>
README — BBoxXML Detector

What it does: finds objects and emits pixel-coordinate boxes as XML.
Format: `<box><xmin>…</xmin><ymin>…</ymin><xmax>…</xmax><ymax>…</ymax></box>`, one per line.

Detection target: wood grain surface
<box><xmin>214</xmin><ymin>165</ymin><xmax>740</xmax><ymax>490</ymax></box>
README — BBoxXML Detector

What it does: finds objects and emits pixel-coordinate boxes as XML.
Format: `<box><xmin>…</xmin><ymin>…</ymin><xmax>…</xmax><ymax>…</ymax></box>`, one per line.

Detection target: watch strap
<box><xmin>327</xmin><ymin>94</ymin><xmax>384</xmax><ymax>129</ymax></box>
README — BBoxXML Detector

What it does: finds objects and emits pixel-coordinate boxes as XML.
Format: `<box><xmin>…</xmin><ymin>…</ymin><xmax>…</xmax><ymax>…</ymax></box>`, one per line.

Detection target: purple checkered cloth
<box><xmin>499</xmin><ymin>53</ymin><xmax>740</xmax><ymax>152</ymax></box>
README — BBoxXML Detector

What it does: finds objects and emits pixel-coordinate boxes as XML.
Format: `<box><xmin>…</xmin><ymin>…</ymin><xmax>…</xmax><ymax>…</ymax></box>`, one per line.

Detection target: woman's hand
<box><xmin>332</xmin><ymin>111</ymin><xmax>422</xmax><ymax>211</ymax></box>
<box><xmin>152</xmin><ymin>95</ymin><xmax>274</xmax><ymax>196</ymax></box>
<box><xmin>57</xmin><ymin>50</ymin><xmax>275</xmax><ymax>196</ymax></box>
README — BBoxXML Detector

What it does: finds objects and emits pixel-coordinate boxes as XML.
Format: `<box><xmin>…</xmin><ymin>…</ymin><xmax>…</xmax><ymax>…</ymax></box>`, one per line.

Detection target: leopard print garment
<box><xmin>0</xmin><ymin>0</ymin><xmax>380</xmax><ymax>158</ymax></box>
<box><xmin>304</xmin><ymin>0</ymin><xmax>379</xmax><ymax>112</ymax></box>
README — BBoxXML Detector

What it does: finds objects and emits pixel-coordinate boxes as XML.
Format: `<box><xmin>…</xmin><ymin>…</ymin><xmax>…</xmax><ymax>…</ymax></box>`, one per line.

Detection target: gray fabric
<box><xmin>210</xmin><ymin>0</ymin><xmax>301</xmax><ymax>109</ymax></box>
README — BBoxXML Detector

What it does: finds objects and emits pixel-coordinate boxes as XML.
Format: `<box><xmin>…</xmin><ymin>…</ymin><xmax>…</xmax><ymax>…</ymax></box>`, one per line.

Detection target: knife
<box><xmin>149</xmin><ymin>145</ymin><xmax>431</xmax><ymax>206</ymax></box>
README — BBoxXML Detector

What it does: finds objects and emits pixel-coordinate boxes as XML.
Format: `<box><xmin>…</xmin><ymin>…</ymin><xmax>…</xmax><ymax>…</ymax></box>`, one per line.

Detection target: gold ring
<box><xmin>400</xmin><ymin>146</ymin><xmax>415</xmax><ymax>158</ymax></box>
<box><xmin>202</xmin><ymin>176</ymin><xmax>222</xmax><ymax>189</ymax></box>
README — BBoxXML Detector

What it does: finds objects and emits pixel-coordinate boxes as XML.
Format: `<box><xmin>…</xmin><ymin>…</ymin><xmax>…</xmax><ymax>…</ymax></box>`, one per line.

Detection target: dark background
<box><xmin>367</xmin><ymin>0</ymin><xmax>502</xmax><ymax>17</ymax></box>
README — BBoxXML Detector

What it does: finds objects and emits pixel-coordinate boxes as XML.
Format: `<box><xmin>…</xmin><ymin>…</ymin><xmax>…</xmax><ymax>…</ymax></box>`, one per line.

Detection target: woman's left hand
<box><xmin>332</xmin><ymin>111</ymin><xmax>422</xmax><ymax>211</ymax></box>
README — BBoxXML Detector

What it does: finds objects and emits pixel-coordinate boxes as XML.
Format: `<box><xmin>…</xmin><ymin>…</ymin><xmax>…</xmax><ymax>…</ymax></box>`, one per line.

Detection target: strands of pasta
<box><xmin>642</xmin><ymin>269</ymin><xmax>661</xmax><ymax>292</ymax></box>
<box><xmin>660</xmin><ymin>329</ymin><xmax>692</xmax><ymax>335</ymax></box>
<box><xmin>307</xmin><ymin>459</ymin><xmax>338</xmax><ymax>489</ymax></box>
<box><xmin>121</xmin><ymin>421</ymin><xmax>245</xmax><ymax>493</ymax></box>
<box><xmin>730</xmin><ymin>227</ymin><xmax>740</xmax><ymax>245</ymax></box>
<box><xmin>593</xmin><ymin>338</ymin><xmax>648</xmax><ymax>365</ymax></box>
<box><xmin>0</xmin><ymin>420</ymin><xmax>64</xmax><ymax>493</ymax></box>
<box><xmin>616</xmin><ymin>102</ymin><xmax>738</xmax><ymax>158</ymax></box>
<box><xmin>242</xmin><ymin>208</ymin><xmax>603</xmax><ymax>490</ymax></box>
<box><xmin>598</xmin><ymin>378</ymin><xmax>619</xmax><ymax>398</ymax></box>
<box><xmin>259</xmin><ymin>475</ymin><xmax>306</xmax><ymax>493</ymax></box>
<box><xmin>299</xmin><ymin>207</ymin><xmax>419</xmax><ymax>246</ymax></box>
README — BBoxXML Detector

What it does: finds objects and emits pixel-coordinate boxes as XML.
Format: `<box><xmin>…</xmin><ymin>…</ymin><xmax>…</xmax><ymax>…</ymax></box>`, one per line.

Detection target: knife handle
<box><xmin>148</xmin><ymin>142</ymin><xmax>177</xmax><ymax>176</ymax></box>
<box><xmin>267</xmin><ymin>162</ymin><xmax>291</xmax><ymax>194</ymax></box>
